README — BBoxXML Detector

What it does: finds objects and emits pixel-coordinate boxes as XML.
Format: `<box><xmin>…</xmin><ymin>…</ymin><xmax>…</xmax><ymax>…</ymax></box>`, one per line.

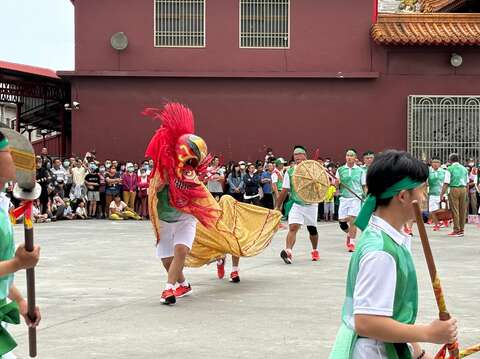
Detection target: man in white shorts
<box><xmin>336</xmin><ymin>149</ymin><xmax>366</xmax><ymax>252</ymax></box>
<box><xmin>275</xmin><ymin>146</ymin><xmax>320</xmax><ymax>264</ymax></box>
<box><xmin>428</xmin><ymin>157</ymin><xmax>447</xmax><ymax>231</ymax></box>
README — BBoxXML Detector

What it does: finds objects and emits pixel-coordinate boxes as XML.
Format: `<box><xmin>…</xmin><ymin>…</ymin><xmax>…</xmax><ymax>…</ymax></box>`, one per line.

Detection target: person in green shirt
<box><xmin>361</xmin><ymin>151</ymin><xmax>375</xmax><ymax>173</ymax></box>
<box><xmin>427</xmin><ymin>157</ymin><xmax>447</xmax><ymax>231</ymax></box>
<box><xmin>440</xmin><ymin>153</ymin><xmax>469</xmax><ymax>237</ymax></box>
<box><xmin>329</xmin><ymin>150</ymin><xmax>457</xmax><ymax>359</ymax></box>
<box><xmin>0</xmin><ymin>131</ymin><xmax>41</xmax><ymax>357</ymax></box>
<box><xmin>336</xmin><ymin>149</ymin><xmax>367</xmax><ymax>252</ymax></box>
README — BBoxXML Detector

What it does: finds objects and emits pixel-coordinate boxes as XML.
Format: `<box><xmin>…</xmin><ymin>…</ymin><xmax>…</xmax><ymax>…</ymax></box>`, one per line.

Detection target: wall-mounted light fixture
<box><xmin>450</xmin><ymin>53</ymin><xmax>463</xmax><ymax>68</ymax></box>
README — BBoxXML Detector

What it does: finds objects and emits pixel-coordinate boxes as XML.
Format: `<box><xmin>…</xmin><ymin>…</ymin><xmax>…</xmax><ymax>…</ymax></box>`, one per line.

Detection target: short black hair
<box><xmin>449</xmin><ymin>153</ymin><xmax>459</xmax><ymax>163</ymax></box>
<box><xmin>0</xmin><ymin>131</ymin><xmax>5</xmax><ymax>142</ymax></box>
<box><xmin>367</xmin><ymin>150</ymin><xmax>428</xmax><ymax>208</ymax></box>
<box><xmin>346</xmin><ymin>148</ymin><xmax>357</xmax><ymax>155</ymax></box>
<box><xmin>363</xmin><ymin>150</ymin><xmax>375</xmax><ymax>157</ymax></box>
<box><xmin>431</xmin><ymin>156</ymin><xmax>441</xmax><ymax>162</ymax></box>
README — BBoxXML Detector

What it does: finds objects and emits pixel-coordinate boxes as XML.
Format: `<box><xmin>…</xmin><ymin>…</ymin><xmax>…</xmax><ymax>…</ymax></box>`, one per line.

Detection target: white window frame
<box><xmin>239</xmin><ymin>0</ymin><xmax>290</xmax><ymax>49</ymax></box>
<box><xmin>153</xmin><ymin>0</ymin><xmax>206</xmax><ymax>48</ymax></box>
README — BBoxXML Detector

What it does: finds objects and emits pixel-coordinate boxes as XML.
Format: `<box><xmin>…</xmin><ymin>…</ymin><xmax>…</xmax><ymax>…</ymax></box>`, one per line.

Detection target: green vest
<box><xmin>329</xmin><ymin>224</ymin><xmax>418</xmax><ymax>359</ymax></box>
<box><xmin>428</xmin><ymin>168</ymin><xmax>446</xmax><ymax>196</ymax></box>
<box><xmin>0</xmin><ymin>209</ymin><xmax>14</xmax><ymax>299</ymax></box>
<box><xmin>447</xmin><ymin>163</ymin><xmax>468</xmax><ymax>188</ymax></box>
<box><xmin>156</xmin><ymin>186</ymin><xmax>184</xmax><ymax>223</ymax></box>
<box><xmin>337</xmin><ymin>165</ymin><xmax>364</xmax><ymax>198</ymax></box>
<box><xmin>287</xmin><ymin>166</ymin><xmax>305</xmax><ymax>206</ymax></box>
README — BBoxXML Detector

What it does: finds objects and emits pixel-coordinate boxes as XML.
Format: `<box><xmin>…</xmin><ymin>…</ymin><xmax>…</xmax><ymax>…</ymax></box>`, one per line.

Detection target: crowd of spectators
<box><xmin>3</xmin><ymin>147</ymin><xmax>480</xmax><ymax>225</ymax></box>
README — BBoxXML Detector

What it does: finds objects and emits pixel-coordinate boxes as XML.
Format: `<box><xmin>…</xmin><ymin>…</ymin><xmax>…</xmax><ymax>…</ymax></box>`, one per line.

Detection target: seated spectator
<box><xmin>32</xmin><ymin>199</ymin><xmax>50</xmax><ymax>223</ymax></box>
<box><xmin>109</xmin><ymin>194</ymin><xmax>141</xmax><ymax>220</ymax></box>
<box><xmin>51</xmin><ymin>191</ymin><xmax>66</xmax><ymax>220</ymax></box>
<box><xmin>63</xmin><ymin>199</ymin><xmax>75</xmax><ymax>220</ymax></box>
<box><xmin>105</xmin><ymin>166</ymin><xmax>122</xmax><ymax>217</ymax></box>
<box><xmin>75</xmin><ymin>200</ymin><xmax>88</xmax><ymax>219</ymax></box>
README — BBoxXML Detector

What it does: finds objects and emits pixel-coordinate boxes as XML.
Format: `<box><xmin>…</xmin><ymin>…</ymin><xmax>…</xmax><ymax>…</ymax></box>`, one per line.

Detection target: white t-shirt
<box><xmin>76</xmin><ymin>206</ymin><xmax>87</xmax><ymax>217</ymax></box>
<box><xmin>110</xmin><ymin>201</ymin><xmax>127</xmax><ymax>212</ymax></box>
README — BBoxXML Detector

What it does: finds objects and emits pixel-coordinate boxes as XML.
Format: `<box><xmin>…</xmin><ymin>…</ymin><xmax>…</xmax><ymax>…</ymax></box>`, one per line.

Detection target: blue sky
<box><xmin>0</xmin><ymin>0</ymin><xmax>74</xmax><ymax>70</ymax></box>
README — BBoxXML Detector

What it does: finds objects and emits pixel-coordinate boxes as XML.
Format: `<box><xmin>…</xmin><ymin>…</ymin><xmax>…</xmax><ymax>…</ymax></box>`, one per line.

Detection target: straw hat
<box><xmin>291</xmin><ymin>160</ymin><xmax>330</xmax><ymax>204</ymax></box>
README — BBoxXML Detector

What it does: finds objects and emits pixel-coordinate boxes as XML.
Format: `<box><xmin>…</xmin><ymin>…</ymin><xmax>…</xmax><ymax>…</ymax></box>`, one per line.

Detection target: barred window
<box><xmin>154</xmin><ymin>0</ymin><xmax>205</xmax><ymax>47</ymax></box>
<box><xmin>240</xmin><ymin>0</ymin><xmax>290</xmax><ymax>48</ymax></box>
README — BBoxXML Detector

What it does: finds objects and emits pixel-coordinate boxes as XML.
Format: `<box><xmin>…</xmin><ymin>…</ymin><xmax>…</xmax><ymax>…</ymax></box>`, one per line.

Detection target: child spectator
<box><xmin>63</xmin><ymin>199</ymin><xmax>75</xmax><ymax>220</ymax></box>
<box><xmin>75</xmin><ymin>200</ymin><xmax>88</xmax><ymax>219</ymax></box>
<box><xmin>324</xmin><ymin>182</ymin><xmax>336</xmax><ymax>222</ymax></box>
<box><xmin>109</xmin><ymin>194</ymin><xmax>141</xmax><ymax>220</ymax></box>
<box><xmin>32</xmin><ymin>199</ymin><xmax>50</xmax><ymax>223</ymax></box>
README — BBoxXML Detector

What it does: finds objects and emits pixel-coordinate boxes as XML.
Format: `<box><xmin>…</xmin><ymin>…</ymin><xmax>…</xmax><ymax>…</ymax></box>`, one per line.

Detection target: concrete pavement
<box><xmin>9</xmin><ymin>220</ymin><xmax>480</xmax><ymax>359</ymax></box>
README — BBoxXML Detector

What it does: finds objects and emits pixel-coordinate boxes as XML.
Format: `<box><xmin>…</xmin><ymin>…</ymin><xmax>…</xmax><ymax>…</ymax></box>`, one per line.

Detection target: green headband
<box><xmin>346</xmin><ymin>150</ymin><xmax>357</xmax><ymax>156</ymax></box>
<box><xmin>355</xmin><ymin>177</ymin><xmax>424</xmax><ymax>231</ymax></box>
<box><xmin>0</xmin><ymin>137</ymin><xmax>8</xmax><ymax>151</ymax></box>
<box><xmin>294</xmin><ymin>148</ymin><xmax>306</xmax><ymax>155</ymax></box>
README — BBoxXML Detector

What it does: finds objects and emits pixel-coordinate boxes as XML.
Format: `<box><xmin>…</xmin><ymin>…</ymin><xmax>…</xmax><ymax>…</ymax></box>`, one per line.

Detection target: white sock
<box><xmin>165</xmin><ymin>283</ymin><xmax>174</xmax><ymax>290</ymax></box>
<box><xmin>285</xmin><ymin>248</ymin><xmax>292</xmax><ymax>255</ymax></box>
<box><xmin>179</xmin><ymin>280</ymin><xmax>189</xmax><ymax>287</ymax></box>
<box><xmin>232</xmin><ymin>266</ymin><xmax>239</xmax><ymax>273</ymax></box>
<box><xmin>216</xmin><ymin>258</ymin><xmax>224</xmax><ymax>265</ymax></box>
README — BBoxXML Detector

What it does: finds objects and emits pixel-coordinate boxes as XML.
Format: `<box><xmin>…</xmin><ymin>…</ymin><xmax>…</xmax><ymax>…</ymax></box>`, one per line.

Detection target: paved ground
<box><xmin>8</xmin><ymin>220</ymin><xmax>480</xmax><ymax>359</ymax></box>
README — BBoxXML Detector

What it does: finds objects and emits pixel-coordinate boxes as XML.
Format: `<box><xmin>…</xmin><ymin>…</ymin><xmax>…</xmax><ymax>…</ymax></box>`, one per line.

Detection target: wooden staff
<box><xmin>324</xmin><ymin>168</ymin><xmax>364</xmax><ymax>202</ymax></box>
<box><xmin>23</xmin><ymin>210</ymin><xmax>37</xmax><ymax>357</ymax></box>
<box><xmin>412</xmin><ymin>200</ymin><xmax>459</xmax><ymax>359</ymax></box>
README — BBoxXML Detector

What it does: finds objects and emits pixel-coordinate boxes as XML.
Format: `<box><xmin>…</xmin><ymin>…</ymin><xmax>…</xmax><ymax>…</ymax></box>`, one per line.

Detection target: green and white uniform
<box><xmin>329</xmin><ymin>215</ymin><xmax>418</xmax><ymax>359</ymax></box>
<box><xmin>336</xmin><ymin>165</ymin><xmax>366</xmax><ymax>219</ymax></box>
<box><xmin>444</xmin><ymin>162</ymin><xmax>468</xmax><ymax>188</ymax></box>
<box><xmin>0</xmin><ymin>205</ymin><xmax>19</xmax><ymax>359</ymax></box>
<box><xmin>155</xmin><ymin>186</ymin><xmax>197</xmax><ymax>259</ymax></box>
<box><xmin>428</xmin><ymin>167</ymin><xmax>446</xmax><ymax>212</ymax></box>
<box><xmin>282</xmin><ymin>167</ymin><xmax>318</xmax><ymax>226</ymax></box>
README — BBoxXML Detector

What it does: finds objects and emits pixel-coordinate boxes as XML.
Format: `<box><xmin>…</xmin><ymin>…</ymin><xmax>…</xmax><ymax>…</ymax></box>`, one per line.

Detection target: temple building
<box><xmin>55</xmin><ymin>0</ymin><xmax>480</xmax><ymax>162</ymax></box>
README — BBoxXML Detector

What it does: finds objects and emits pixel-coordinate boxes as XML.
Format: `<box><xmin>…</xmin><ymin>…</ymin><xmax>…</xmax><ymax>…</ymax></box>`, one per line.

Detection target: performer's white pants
<box><xmin>429</xmin><ymin>195</ymin><xmax>441</xmax><ymax>212</ymax></box>
<box><xmin>288</xmin><ymin>203</ymin><xmax>318</xmax><ymax>226</ymax></box>
<box><xmin>156</xmin><ymin>215</ymin><xmax>197</xmax><ymax>259</ymax></box>
<box><xmin>338</xmin><ymin>197</ymin><xmax>361</xmax><ymax>220</ymax></box>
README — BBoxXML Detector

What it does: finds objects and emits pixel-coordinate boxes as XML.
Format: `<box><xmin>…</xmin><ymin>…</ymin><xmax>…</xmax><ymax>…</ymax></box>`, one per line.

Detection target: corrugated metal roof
<box><xmin>0</xmin><ymin>60</ymin><xmax>60</xmax><ymax>80</ymax></box>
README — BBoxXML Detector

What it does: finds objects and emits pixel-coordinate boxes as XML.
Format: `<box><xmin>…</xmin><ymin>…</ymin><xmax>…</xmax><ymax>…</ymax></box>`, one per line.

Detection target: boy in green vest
<box><xmin>427</xmin><ymin>157</ymin><xmax>447</xmax><ymax>231</ymax></box>
<box><xmin>440</xmin><ymin>153</ymin><xmax>469</xmax><ymax>237</ymax></box>
<box><xmin>0</xmin><ymin>131</ymin><xmax>41</xmax><ymax>358</ymax></box>
<box><xmin>329</xmin><ymin>150</ymin><xmax>457</xmax><ymax>359</ymax></box>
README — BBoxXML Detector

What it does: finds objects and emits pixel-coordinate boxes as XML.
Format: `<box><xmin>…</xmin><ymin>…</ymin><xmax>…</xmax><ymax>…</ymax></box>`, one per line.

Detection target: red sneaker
<box><xmin>174</xmin><ymin>284</ymin><xmax>192</xmax><ymax>298</ymax></box>
<box><xmin>160</xmin><ymin>288</ymin><xmax>176</xmax><ymax>305</ymax></box>
<box><xmin>443</xmin><ymin>220</ymin><xmax>450</xmax><ymax>227</ymax></box>
<box><xmin>217</xmin><ymin>259</ymin><xmax>225</xmax><ymax>279</ymax></box>
<box><xmin>230</xmin><ymin>271</ymin><xmax>240</xmax><ymax>283</ymax></box>
<box><xmin>433</xmin><ymin>225</ymin><xmax>440</xmax><ymax>231</ymax></box>
<box><xmin>346</xmin><ymin>237</ymin><xmax>355</xmax><ymax>252</ymax></box>
<box><xmin>311</xmin><ymin>249</ymin><xmax>320</xmax><ymax>261</ymax></box>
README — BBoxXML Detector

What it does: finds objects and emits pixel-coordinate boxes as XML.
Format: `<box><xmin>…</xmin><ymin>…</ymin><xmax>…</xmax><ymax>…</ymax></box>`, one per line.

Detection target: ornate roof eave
<box><xmin>420</xmin><ymin>0</ymin><xmax>467</xmax><ymax>12</ymax></box>
<box><xmin>371</xmin><ymin>13</ymin><xmax>480</xmax><ymax>46</ymax></box>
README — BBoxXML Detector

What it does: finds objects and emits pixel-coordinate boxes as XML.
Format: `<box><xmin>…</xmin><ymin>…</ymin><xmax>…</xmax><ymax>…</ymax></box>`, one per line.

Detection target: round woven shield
<box><xmin>291</xmin><ymin>160</ymin><xmax>330</xmax><ymax>204</ymax></box>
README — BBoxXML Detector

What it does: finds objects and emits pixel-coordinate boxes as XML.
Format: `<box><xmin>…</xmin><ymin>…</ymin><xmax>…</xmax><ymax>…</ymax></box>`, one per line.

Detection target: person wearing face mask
<box><xmin>121</xmin><ymin>162</ymin><xmax>138</xmax><ymax>210</ymax></box>
<box><xmin>104</xmin><ymin>160</ymin><xmax>112</xmax><ymax>170</ymax></box>
<box><xmin>137</xmin><ymin>168</ymin><xmax>149</xmax><ymax>219</ymax></box>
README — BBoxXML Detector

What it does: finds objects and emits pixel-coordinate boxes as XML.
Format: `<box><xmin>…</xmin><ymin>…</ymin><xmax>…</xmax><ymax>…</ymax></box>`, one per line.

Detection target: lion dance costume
<box><xmin>143</xmin><ymin>102</ymin><xmax>281</xmax><ymax>305</ymax></box>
